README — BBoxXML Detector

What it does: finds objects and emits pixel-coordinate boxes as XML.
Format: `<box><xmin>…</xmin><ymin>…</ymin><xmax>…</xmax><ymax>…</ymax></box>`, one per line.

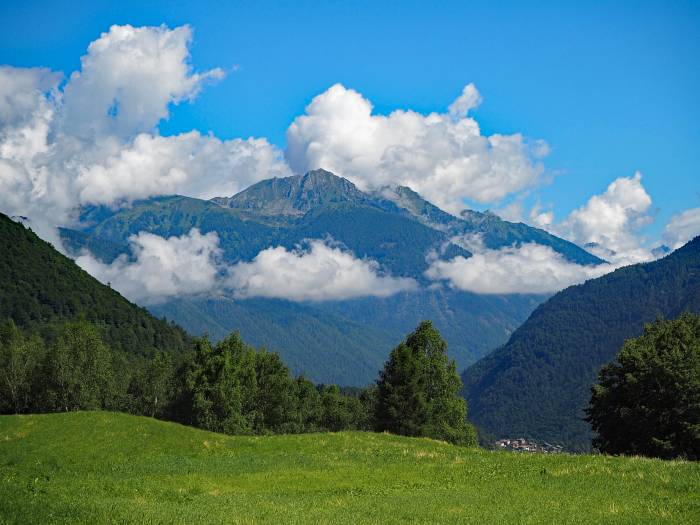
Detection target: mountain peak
<box><xmin>212</xmin><ymin>169</ymin><xmax>369</xmax><ymax>216</ymax></box>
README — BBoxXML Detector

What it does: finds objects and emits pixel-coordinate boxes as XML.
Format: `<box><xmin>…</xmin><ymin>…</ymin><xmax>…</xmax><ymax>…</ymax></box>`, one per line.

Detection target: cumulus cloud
<box><xmin>286</xmin><ymin>83</ymin><xmax>546</xmax><ymax>214</ymax></box>
<box><xmin>76</xmin><ymin>229</ymin><xmax>223</xmax><ymax>304</ymax></box>
<box><xmin>0</xmin><ymin>25</ymin><xmax>289</xmax><ymax>243</ymax></box>
<box><xmin>77</xmin><ymin>232</ymin><xmax>415</xmax><ymax>304</ymax></box>
<box><xmin>425</xmin><ymin>240</ymin><xmax>614</xmax><ymax>295</ymax></box>
<box><xmin>60</xmin><ymin>24</ymin><xmax>223</xmax><ymax>140</ymax></box>
<box><xmin>75</xmin><ymin>131</ymin><xmax>289</xmax><ymax>205</ymax></box>
<box><xmin>537</xmin><ymin>173</ymin><xmax>655</xmax><ymax>264</ymax></box>
<box><xmin>227</xmin><ymin>240</ymin><xmax>418</xmax><ymax>301</ymax></box>
<box><xmin>662</xmin><ymin>207</ymin><xmax>700</xmax><ymax>249</ymax></box>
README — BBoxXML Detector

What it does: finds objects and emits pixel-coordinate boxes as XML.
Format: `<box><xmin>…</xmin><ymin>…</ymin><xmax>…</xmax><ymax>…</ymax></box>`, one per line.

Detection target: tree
<box><xmin>129</xmin><ymin>352</ymin><xmax>175</xmax><ymax>418</ymax></box>
<box><xmin>376</xmin><ymin>341</ymin><xmax>427</xmax><ymax>436</ymax></box>
<box><xmin>375</xmin><ymin>321</ymin><xmax>476</xmax><ymax>445</ymax></box>
<box><xmin>586</xmin><ymin>314</ymin><xmax>700</xmax><ymax>459</ymax></box>
<box><xmin>0</xmin><ymin>320</ymin><xmax>43</xmax><ymax>414</ymax></box>
<box><xmin>183</xmin><ymin>334</ymin><xmax>256</xmax><ymax>434</ymax></box>
<box><xmin>319</xmin><ymin>385</ymin><xmax>356</xmax><ymax>432</ymax></box>
<box><xmin>42</xmin><ymin>321</ymin><xmax>115</xmax><ymax>411</ymax></box>
<box><xmin>294</xmin><ymin>376</ymin><xmax>322</xmax><ymax>432</ymax></box>
<box><xmin>252</xmin><ymin>350</ymin><xmax>297</xmax><ymax>434</ymax></box>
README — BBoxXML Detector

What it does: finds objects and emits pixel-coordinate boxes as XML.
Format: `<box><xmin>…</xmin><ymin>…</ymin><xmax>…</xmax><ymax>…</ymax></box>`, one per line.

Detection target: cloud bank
<box><xmin>77</xmin><ymin>231</ymin><xmax>416</xmax><ymax>304</ymax></box>
<box><xmin>426</xmin><ymin>239</ymin><xmax>614</xmax><ymax>295</ymax></box>
<box><xmin>662</xmin><ymin>208</ymin><xmax>700</xmax><ymax>249</ymax></box>
<box><xmin>227</xmin><ymin>240</ymin><xmax>417</xmax><ymax>301</ymax></box>
<box><xmin>3</xmin><ymin>23</ymin><xmax>697</xmax><ymax>304</ymax></box>
<box><xmin>286</xmin><ymin>83</ymin><xmax>547</xmax><ymax>214</ymax></box>
<box><xmin>76</xmin><ymin>229</ymin><xmax>223</xmax><ymax>304</ymax></box>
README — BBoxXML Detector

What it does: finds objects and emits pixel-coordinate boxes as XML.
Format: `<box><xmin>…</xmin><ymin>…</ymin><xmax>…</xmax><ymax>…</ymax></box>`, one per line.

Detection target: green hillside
<box><xmin>0</xmin><ymin>213</ymin><xmax>191</xmax><ymax>358</ymax></box>
<box><xmin>0</xmin><ymin>412</ymin><xmax>697</xmax><ymax>524</ymax></box>
<box><xmin>463</xmin><ymin>236</ymin><xmax>700</xmax><ymax>451</ymax></box>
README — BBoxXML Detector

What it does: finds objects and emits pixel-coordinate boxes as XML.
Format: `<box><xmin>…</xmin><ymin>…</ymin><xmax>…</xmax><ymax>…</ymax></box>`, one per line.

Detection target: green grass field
<box><xmin>0</xmin><ymin>412</ymin><xmax>698</xmax><ymax>524</ymax></box>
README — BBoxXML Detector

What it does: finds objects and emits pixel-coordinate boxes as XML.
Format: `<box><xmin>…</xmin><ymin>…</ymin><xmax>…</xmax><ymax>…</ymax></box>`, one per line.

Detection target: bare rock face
<box><xmin>212</xmin><ymin>169</ymin><xmax>369</xmax><ymax>216</ymax></box>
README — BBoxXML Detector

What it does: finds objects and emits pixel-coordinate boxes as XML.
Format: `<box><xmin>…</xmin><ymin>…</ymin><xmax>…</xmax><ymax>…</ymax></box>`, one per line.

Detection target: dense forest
<box><xmin>0</xmin><ymin>318</ymin><xmax>378</xmax><ymax>434</ymax></box>
<box><xmin>0</xmin><ymin>213</ymin><xmax>190</xmax><ymax>359</ymax></box>
<box><xmin>462</xmin><ymin>235</ymin><xmax>700</xmax><ymax>451</ymax></box>
<box><xmin>0</xmin><ymin>316</ymin><xmax>475</xmax><ymax>443</ymax></box>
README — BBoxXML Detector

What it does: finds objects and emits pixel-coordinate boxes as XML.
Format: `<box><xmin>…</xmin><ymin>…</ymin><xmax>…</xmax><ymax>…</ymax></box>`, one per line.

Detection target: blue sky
<box><xmin>1</xmin><ymin>0</ymin><xmax>699</xmax><ymax>246</ymax></box>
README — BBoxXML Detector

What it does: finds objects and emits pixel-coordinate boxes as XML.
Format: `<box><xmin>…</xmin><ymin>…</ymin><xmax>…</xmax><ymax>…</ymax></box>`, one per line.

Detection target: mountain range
<box><xmin>462</xmin><ymin>235</ymin><xmax>700</xmax><ymax>450</ymax></box>
<box><xmin>60</xmin><ymin>169</ymin><xmax>602</xmax><ymax>385</ymax></box>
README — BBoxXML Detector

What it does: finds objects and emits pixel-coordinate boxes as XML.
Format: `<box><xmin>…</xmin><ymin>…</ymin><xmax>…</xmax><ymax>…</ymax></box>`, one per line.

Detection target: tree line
<box><xmin>0</xmin><ymin>318</ymin><xmax>477</xmax><ymax>445</ymax></box>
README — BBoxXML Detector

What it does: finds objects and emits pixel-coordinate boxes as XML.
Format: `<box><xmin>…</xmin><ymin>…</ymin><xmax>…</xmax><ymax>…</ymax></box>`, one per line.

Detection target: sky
<box><xmin>1</xmin><ymin>0</ymin><xmax>699</xmax><ymax>302</ymax></box>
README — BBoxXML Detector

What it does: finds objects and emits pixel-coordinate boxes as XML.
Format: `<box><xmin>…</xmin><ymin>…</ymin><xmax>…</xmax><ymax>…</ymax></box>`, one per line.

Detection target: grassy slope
<box><xmin>1</xmin><ymin>413</ymin><xmax>698</xmax><ymax>524</ymax></box>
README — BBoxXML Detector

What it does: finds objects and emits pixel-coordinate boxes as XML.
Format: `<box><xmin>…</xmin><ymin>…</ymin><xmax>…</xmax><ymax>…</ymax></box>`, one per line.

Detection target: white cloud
<box><xmin>448</xmin><ymin>83</ymin><xmax>482</xmax><ymax>119</ymax></box>
<box><xmin>662</xmin><ymin>207</ymin><xmax>700</xmax><ymax>249</ymax></box>
<box><xmin>76</xmin><ymin>229</ymin><xmax>223</xmax><ymax>304</ymax></box>
<box><xmin>528</xmin><ymin>202</ymin><xmax>554</xmax><ymax>229</ymax></box>
<box><xmin>60</xmin><ymin>24</ymin><xmax>223</xmax><ymax>140</ymax></box>
<box><xmin>0</xmin><ymin>25</ymin><xmax>288</xmax><ymax>243</ymax></box>
<box><xmin>75</xmin><ymin>131</ymin><xmax>290</xmax><ymax>205</ymax></box>
<box><xmin>540</xmin><ymin>173</ymin><xmax>654</xmax><ymax>264</ymax></box>
<box><xmin>425</xmin><ymin>241</ymin><xmax>614</xmax><ymax>295</ymax></box>
<box><xmin>285</xmin><ymin>83</ymin><xmax>546</xmax><ymax>214</ymax></box>
<box><xmin>77</xmin><ymin>232</ymin><xmax>415</xmax><ymax>304</ymax></box>
<box><xmin>227</xmin><ymin>240</ymin><xmax>417</xmax><ymax>301</ymax></box>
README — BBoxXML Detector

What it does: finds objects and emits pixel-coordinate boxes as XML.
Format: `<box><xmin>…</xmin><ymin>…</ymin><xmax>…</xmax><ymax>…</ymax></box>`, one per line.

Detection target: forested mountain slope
<box><xmin>0</xmin><ymin>213</ymin><xmax>191</xmax><ymax>358</ymax></box>
<box><xmin>60</xmin><ymin>170</ymin><xmax>599</xmax><ymax>384</ymax></box>
<box><xmin>462</xmin><ymin>236</ymin><xmax>700</xmax><ymax>450</ymax></box>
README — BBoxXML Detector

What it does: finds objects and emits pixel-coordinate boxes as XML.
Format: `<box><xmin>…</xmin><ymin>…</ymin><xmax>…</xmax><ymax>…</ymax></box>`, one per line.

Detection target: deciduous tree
<box><xmin>586</xmin><ymin>314</ymin><xmax>700</xmax><ymax>459</ymax></box>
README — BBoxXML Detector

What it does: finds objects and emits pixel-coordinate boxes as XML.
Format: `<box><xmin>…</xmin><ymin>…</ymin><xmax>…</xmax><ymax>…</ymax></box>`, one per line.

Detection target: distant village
<box><xmin>495</xmin><ymin>438</ymin><xmax>564</xmax><ymax>454</ymax></box>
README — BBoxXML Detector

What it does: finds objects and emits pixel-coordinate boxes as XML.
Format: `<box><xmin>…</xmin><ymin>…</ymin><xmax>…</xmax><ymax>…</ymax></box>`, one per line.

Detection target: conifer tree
<box><xmin>375</xmin><ymin>321</ymin><xmax>476</xmax><ymax>445</ymax></box>
<box><xmin>253</xmin><ymin>350</ymin><xmax>297</xmax><ymax>433</ymax></box>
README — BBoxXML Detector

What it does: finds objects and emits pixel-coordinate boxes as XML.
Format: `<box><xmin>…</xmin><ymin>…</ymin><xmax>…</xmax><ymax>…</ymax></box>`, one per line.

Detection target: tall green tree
<box><xmin>253</xmin><ymin>350</ymin><xmax>297</xmax><ymax>434</ymax></box>
<box><xmin>183</xmin><ymin>333</ymin><xmax>256</xmax><ymax>434</ymax></box>
<box><xmin>294</xmin><ymin>376</ymin><xmax>322</xmax><ymax>432</ymax></box>
<box><xmin>586</xmin><ymin>313</ymin><xmax>700</xmax><ymax>459</ymax></box>
<box><xmin>129</xmin><ymin>352</ymin><xmax>175</xmax><ymax>418</ymax></box>
<box><xmin>0</xmin><ymin>320</ymin><xmax>43</xmax><ymax>414</ymax></box>
<box><xmin>376</xmin><ymin>321</ymin><xmax>476</xmax><ymax>445</ymax></box>
<box><xmin>43</xmin><ymin>320</ymin><xmax>115</xmax><ymax>411</ymax></box>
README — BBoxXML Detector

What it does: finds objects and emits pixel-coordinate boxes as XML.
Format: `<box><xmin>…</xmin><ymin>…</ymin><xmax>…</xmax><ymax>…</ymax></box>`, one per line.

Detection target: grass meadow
<box><xmin>1</xmin><ymin>412</ymin><xmax>698</xmax><ymax>524</ymax></box>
